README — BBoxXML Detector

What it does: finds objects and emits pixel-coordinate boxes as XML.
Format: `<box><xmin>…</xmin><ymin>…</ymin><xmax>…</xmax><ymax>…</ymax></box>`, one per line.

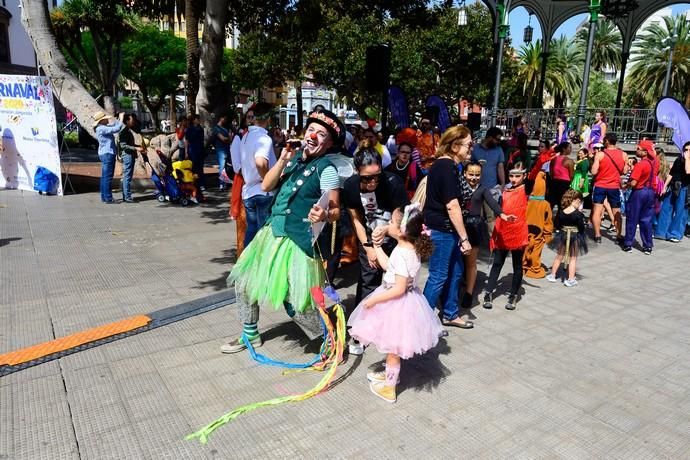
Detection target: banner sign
<box><xmin>0</xmin><ymin>75</ymin><xmax>62</xmax><ymax>195</ymax></box>
<box><xmin>655</xmin><ymin>97</ymin><xmax>690</xmax><ymax>152</ymax></box>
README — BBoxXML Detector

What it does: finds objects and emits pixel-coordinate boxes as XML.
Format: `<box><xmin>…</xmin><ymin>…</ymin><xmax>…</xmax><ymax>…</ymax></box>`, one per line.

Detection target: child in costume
<box><xmin>570</xmin><ymin>147</ymin><xmax>591</xmax><ymax>196</ymax></box>
<box><xmin>461</xmin><ymin>162</ymin><xmax>514</xmax><ymax>308</ymax></box>
<box><xmin>482</xmin><ymin>163</ymin><xmax>529</xmax><ymax>311</ymax></box>
<box><xmin>522</xmin><ymin>171</ymin><xmax>553</xmax><ymax>279</ymax></box>
<box><xmin>546</xmin><ymin>189</ymin><xmax>588</xmax><ymax>286</ymax></box>
<box><xmin>348</xmin><ymin>203</ymin><xmax>443</xmax><ymax>403</ymax></box>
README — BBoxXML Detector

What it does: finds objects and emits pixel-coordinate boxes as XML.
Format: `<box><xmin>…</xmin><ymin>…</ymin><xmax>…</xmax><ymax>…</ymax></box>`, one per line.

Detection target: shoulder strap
<box><xmin>603</xmin><ymin>150</ymin><xmax>624</xmax><ymax>175</ymax></box>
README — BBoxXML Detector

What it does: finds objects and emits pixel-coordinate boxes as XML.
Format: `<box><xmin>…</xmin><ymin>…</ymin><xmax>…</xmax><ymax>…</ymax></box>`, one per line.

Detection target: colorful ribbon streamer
<box><xmin>186</xmin><ymin>287</ymin><xmax>346</xmax><ymax>444</ymax></box>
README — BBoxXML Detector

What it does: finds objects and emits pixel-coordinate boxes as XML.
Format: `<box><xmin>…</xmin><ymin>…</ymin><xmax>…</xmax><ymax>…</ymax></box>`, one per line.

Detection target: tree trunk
<box><xmin>20</xmin><ymin>0</ymin><xmax>104</xmax><ymax>138</ymax></box>
<box><xmin>169</xmin><ymin>93</ymin><xmax>177</xmax><ymax>129</ymax></box>
<box><xmin>197</xmin><ymin>0</ymin><xmax>230</xmax><ymax>144</ymax></box>
<box><xmin>185</xmin><ymin>0</ymin><xmax>201</xmax><ymax>115</ymax></box>
<box><xmin>296</xmin><ymin>81</ymin><xmax>303</xmax><ymax>128</ymax></box>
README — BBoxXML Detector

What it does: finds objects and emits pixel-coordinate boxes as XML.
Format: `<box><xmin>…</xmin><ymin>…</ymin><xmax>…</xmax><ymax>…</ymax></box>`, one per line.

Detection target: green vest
<box><xmin>270</xmin><ymin>155</ymin><xmax>334</xmax><ymax>257</ymax></box>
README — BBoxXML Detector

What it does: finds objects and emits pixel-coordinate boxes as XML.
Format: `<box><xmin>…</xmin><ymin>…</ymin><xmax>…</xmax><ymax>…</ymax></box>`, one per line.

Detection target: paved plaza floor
<box><xmin>1</xmin><ymin>188</ymin><xmax>690</xmax><ymax>459</ymax></box>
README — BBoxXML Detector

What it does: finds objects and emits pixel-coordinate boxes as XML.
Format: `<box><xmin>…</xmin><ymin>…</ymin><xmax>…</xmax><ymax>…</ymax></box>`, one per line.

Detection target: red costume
<box><xmin>490</xmin><ymin>185</ymin><xmax>528</xmax><ymax>251</ymax></box>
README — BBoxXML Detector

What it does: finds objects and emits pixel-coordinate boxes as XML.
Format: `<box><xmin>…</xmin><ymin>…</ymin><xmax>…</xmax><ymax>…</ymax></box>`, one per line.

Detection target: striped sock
<box><xmin>242</xmin><ymin>322</ymin><xmax>259</xmax><ymax>341</ymax></box>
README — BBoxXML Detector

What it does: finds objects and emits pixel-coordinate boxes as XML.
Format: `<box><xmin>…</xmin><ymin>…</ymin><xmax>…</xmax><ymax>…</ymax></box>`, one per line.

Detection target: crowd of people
<box><xmin>94</xmin><ymin>105</ymin><xmax>690</xmax><ymax>404</ymax></box>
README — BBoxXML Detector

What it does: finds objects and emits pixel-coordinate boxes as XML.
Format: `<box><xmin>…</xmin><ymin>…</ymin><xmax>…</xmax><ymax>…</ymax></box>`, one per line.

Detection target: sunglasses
<box><xmin>509</xmin><ymin>173</ymin><xmax>525</xmax><ymax>178</ymax></box>
<box><xmin>360</xmin><ymin>174</ymin><xmax>382</xmax><ymax>183</ymax></box>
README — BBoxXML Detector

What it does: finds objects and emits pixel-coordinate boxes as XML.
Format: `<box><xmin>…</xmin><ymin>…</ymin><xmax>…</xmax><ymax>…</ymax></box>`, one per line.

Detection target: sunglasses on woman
<box><xmin>360</xmin><ymin>174</ymin><xmax>382</xmax><ymax>183</ymax></box>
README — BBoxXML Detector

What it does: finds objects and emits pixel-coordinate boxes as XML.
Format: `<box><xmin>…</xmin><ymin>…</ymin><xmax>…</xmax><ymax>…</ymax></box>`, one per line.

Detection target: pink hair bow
<box><xmin>422</xmin><ymin>224</ymin><xmax>431</xmax><ymax>237</ymax></box>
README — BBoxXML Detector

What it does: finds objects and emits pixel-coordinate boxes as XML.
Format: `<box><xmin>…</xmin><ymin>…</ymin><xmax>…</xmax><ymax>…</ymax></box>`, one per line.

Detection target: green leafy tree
<box><xmin>121</xmin><ymin>25</ymin><xmax>186</xmax><ymax>131</ymax></box>
<box><xmin>627</xmin><ymin>15</ymin><xmax>690</xmax><ymax>106</ymax></box>
<box><xmin>517</xmin><ymin>40</ymin><xmax>543</xmax><ymax>108</ymax></box>
<box><xmin>546</xmin><ymin>35</ymin><xmax>583</xmax><ymax>108</ymax></box>
<box><xmin>575</xmin><ymin>19</ymin><xmax>622</xmax><ymax>72</ymax></box>
<box><xmin>570</xmin><ymin>71</ymin><xmax>617</xmax><ymax>108</ymax></box>
<box><xmin>51</xmin><ymin>0</ymin><xmax>137</xmax><ymax>113</ymax></box>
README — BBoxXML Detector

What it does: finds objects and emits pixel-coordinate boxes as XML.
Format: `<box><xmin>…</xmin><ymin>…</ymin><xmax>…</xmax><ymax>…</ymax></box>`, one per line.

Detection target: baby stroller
<box><xmin>172</xmin><ymin>159</ymin><xmax>203</xmax><ymax>205</ymax></box>
<box><xmin>142</xmin><ymin>150</ymin><xmax>182</xmax><ymax>203</ymax></box>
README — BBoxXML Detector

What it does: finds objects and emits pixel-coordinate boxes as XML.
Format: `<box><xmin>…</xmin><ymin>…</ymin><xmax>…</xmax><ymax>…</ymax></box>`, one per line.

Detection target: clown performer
<box><xmin>221</xmin><ymin>109</ymin><xmax>345</xmax><ymax>353</ymax></box>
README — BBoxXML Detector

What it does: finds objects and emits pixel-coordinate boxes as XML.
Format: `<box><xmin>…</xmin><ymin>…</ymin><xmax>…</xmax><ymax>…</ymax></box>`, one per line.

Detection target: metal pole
<box><xmin>490</xmin><ymin>0</ymin><xmax>510</xmax><ymax>127</ymax></box>
<box><xmin>576</xmin><ymin>7</ymin><xmax>598</xmax><ymax>134</ymax></box>
<box><xmin>614</xmin><ymin>52</ymin><xmax>629</xmax><ymax>110</ymax></box>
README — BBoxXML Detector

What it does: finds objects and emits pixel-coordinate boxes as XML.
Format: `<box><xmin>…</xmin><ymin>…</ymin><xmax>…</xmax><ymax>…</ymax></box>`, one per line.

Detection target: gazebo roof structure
<box><xmin>480</xmin><ymin>0</ymin><xmax>688</xmax><ymax>128</ymax></box>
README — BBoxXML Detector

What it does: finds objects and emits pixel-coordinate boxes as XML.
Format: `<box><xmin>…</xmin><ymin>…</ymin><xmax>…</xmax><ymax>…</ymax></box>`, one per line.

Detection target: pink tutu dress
<box><xmin>348</xmin><ymin>246</ymin><xmax>443</xmax><ymax>359</ymax></box>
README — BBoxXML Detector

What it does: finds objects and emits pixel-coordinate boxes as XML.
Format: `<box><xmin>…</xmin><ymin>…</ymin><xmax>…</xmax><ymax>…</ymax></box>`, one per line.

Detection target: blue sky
<box><xmin>468</xmin><ymin>2</ymin><xmax>690</xmax><ymax>49</ymax></box>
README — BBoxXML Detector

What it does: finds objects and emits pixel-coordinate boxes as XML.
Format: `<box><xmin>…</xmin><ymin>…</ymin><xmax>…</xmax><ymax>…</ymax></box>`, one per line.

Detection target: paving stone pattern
<box><xmin>1</xmin><ymin>189</ymin><xmax>690</xmax><ymax>459</ymax></box>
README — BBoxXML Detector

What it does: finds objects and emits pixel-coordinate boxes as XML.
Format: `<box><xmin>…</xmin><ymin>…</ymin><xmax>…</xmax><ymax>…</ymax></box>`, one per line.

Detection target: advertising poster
<box><xmin>0</xmin><ymin>75</ymin><xmax>62</xmax><ymax>195</ymax></box>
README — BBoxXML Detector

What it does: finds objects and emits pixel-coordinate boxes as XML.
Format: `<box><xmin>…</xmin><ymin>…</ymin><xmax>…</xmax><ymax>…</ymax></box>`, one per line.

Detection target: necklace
<box><xmin>395</xmin><ymin>160</ymin><xmax>409</xmax><ymax>171</ymax></box>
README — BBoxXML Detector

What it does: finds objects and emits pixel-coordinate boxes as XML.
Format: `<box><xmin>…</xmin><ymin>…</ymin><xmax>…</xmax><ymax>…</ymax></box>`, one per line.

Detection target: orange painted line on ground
<box><xmin>0</xmin><ymin>315</ymin><xmax>151</xmax><ymax>367</ymax></box>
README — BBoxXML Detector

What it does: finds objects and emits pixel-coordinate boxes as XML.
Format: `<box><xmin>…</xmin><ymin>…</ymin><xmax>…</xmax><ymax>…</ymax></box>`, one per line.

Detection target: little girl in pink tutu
<box><xmin>348</xmin><ymin>203</ymin><xmax>443</xmax><ymax>403</ymax></box>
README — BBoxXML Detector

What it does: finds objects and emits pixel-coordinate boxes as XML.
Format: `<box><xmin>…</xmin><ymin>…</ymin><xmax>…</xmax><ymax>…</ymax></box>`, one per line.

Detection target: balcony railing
<box><xmin>482</xmin><ymin>108</ymin><xmax>674</xmax><ymax>146</ymax></box>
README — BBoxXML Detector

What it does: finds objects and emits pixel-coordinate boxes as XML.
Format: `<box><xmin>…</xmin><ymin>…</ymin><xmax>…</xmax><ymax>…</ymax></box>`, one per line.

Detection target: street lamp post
<box><xmin>490</xmin><ymin>0</ymin><xmax>511</xmax><ymax>127</ymax></box>
<box><xmin>576</xmin><ymin>0</ymin><xmax>601</xmax><ymax>134</ymax></box>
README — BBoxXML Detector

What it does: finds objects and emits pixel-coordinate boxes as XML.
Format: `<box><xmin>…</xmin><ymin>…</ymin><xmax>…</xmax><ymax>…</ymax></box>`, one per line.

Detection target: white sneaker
<box><xmin>545</xmin><ymin>274</ymin><xmax>559</xmax><ymax>283</ymax></box>
<box><xmin>348</xmin><ymin>339</ymin><xmax>364</xmax><ymax>356</ymax></box>
<box><xmin>564</xmin><ymin>278</ymin><xmax>578</xmax><ymax>287</ymax></box>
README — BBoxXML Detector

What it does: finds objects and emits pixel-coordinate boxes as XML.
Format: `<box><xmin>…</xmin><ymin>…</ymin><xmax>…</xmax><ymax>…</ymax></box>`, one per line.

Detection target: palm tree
<box><xmin>545</xmin><ymin>36</ymin><xmax>583</xmax><ymax>108</ymax></box>
<box><xmin>517</xmin><ymin>40</ymin><xmax>542</xmax><ymax>108</ymax></box>
<box><xmin>627</xmin><ymin>15</ymin><xmax>690</xmax><ymax>106</ymax></box>
<box><xmin>575</xmin><ymin>19</ymin><xmax>622</xmax><ymax>72</ymax></box>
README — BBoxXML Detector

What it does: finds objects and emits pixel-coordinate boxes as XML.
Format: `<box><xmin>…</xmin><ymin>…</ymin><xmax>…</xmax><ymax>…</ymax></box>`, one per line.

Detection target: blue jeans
<box><xmin>99</xmin><ymin>154</ymin><xmax>115</xmax><ymax>202</ymax></box>
<box><xmin>243</xmin><ymin>194</ymin><xmax>273</xmax><ymax>247</ymax></box>
<box><xmin>423</xmin><ymin>230</ymin><xmax>464</xmax><ymax>321</ymax></box>
<box><xmin>217</xmin><ymin>148</ymin><xmax>228</xmax><ymax>180</ymax></box>
<box><xmin>655</xmin><ymin>186</ymin><xmax>688</xmax><ymax>240</ymax></box>
<box><xmin>121</xmin><ymin>153</ymin><xmax>135</xmax><ymax>200</ymax></box>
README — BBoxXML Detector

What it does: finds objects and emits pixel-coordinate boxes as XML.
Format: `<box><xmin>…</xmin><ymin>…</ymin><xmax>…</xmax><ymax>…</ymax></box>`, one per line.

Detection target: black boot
<box><xmin>482</xmin><ymin>292</ymin><xmax>493</xmax><ymax>309</ymax></box>
<box><xmin>505</xmin><ymin>294</ymin><xmax>517</xmax><ymax>310</ymax></box>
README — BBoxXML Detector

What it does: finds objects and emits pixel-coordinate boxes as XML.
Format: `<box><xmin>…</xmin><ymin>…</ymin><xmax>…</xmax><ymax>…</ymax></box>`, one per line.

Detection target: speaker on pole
<box><xmin>365</xmin><ymin>44</ymin><xmax>391</xmax><ymax>93</ymax></box>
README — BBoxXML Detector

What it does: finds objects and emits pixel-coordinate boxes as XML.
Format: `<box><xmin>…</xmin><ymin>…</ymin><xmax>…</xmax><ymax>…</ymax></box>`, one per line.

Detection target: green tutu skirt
<box><xmin>570</xmin><ymin>172</ymin><xmax>590</xmax><ymax>196</ymax></box>
<box><xmin>228</xmin><ymin>226</ymin><xmax>325</xmax><ymax>313</ymax></box>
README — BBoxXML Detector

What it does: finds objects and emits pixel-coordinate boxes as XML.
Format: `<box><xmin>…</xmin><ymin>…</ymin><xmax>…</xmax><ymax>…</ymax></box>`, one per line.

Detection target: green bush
<box><xmin>63</xmin><ymin>131</ymin><xmax>79</xmax><ymax>147</ymax></box>
<box><xmin>119</xmin><ymin>96</ymin><xmax>134</xmax><ymax>109</ymax></box>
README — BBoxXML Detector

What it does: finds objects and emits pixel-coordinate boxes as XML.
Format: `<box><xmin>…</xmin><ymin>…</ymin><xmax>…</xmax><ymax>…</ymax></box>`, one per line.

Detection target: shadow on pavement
<box><xmin>0</xmin><ymin>237</ymin><xmax>21</xmax><ymax>247</ymax></box>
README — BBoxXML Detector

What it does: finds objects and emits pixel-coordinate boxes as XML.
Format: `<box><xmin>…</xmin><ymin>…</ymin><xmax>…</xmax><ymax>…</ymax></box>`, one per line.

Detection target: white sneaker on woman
<box><xmin>545</xmin><ymin>274</ymin><xmax>558</xmax><ymax>283</ymax></box>
<box><xmin>564</xmin><ymin>278</ymin><xmax>578</xmax><ymax>287</ymax></box>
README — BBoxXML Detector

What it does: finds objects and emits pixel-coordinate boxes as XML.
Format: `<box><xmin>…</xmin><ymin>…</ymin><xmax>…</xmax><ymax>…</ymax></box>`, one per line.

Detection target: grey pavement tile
<box><xmin>78</xmin><ymin>425</ymin><xmax>146</xmax><ymax>460</ymax></box>
<box><xmin>13</xmin><ymin>417</ymin><xmax>79</xmax><ymax>460</ymax></box>
<box><xmin>3</xmin><ymin>189</ymin><xmax>690</xmax><ymax>458</ymax></box>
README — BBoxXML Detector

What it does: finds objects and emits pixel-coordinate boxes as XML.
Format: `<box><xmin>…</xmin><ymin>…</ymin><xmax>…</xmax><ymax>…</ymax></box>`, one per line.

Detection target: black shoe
<box><xmin>594</xmin><ymin>236</ymin><xmax>602</xmax><ymax>244</ymax></box>
<box><xmin>622</xmin><ymin>246</ymin><xmax>632</xmax><ymax>252</ymax></box>
<box><xmin>482</xmin><ymin>293</ymin><xmax>493</xmax><ymax>309</ymax></box>
<box><xmin>616</xmin><ymin>236</ymin><xmax>625</xmax><ymax>246</ymax></box>
<box><xmin>643</xmin><ymin>247</ymin><xmax>652</xmax><ymax>255</ymax></box>
<box><xmin>123</xmin><ymin>199</ymin><xmax>136</xmax><ymax>203</ymax></box>
<box><xmin>505</xmin><ymin>295</ymin><xmax>517</xmax><ymax>310</ymax></box>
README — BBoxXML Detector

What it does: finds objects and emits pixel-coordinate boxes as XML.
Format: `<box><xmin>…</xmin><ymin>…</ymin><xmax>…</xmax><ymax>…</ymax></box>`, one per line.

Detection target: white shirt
<box><xmin>240</xmin><ymin>125</ymin><xmax>276</xmax><ymax>199</ymax></box>
<box><xmin>381</xmin><ymin>144</ymin><xmax>392</xmax><ymax>169</ymax></box>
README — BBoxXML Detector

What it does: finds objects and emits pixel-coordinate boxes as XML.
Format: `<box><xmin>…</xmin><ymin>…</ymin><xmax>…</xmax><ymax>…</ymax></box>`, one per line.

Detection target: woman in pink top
<box><xmin>548</xmin><ymin>142</ymin><xmax>575</xmax><ymax>209</ymax></box>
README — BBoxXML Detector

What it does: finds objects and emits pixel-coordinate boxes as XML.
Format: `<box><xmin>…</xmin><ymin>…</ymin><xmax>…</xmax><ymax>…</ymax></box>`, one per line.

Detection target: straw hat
<box><xmin>92</xmin><ymin>111</ymin><xmax>109</xmax><ymax>128</ymax></box>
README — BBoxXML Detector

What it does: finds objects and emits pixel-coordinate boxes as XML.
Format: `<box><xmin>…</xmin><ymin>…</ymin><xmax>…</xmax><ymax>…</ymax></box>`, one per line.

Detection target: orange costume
<box><xmin>522</xmin><ymin>172</ymin><xmax>554</xmax><ymax>278</ymax></box>
<box><xmin>528</xmin><ymin>148</ymin><xmax>556</xmax><ymax>182</ymax></box>
<box><xmin>416</xmin><ymin>130</ymin><xmax>439</xmax><ymax>170</ymax></box>
<box><xmin>490</xmin><ymin>185</ymin><xmax>528</xmax><ymax>251</ymax></box>
<box><xmin>229</xmin><ymin>173</ymin><xmax>247</xmax><ymax>256</ymax></box>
